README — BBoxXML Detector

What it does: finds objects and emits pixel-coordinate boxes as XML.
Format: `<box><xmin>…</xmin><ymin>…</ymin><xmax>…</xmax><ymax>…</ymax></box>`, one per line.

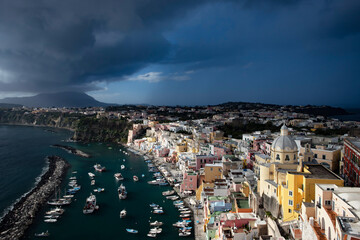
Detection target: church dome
<box><xmin>271</xmin><ymin>124</ymin><xmax>298</xmax><ymax>152</ymax></box>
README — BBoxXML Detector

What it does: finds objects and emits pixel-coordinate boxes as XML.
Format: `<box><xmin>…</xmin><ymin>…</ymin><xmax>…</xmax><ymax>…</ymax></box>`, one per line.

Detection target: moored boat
<box><xmin>44</xmin><ymin>219</ymin><xmax>57</xmax><ymax>223</ymax></box>
<box><xmin>162</xmin><ymin>190</ymin><xmax>175</xmax><ymax>196</ymax></box>
<box><xmin>114</xmin><ymin>173</ymin><xmax>124</xmax><ymax>181</ymax></box>
<box><xmin>94</xmin><ymin>164</ymin><xmax>106</xmax><ymax>172</ymax></box>
<box><xmin>34</xmin><ymin>230</ymin><xmax>50</xmax><ymax>237</ymax></box>
<box><xmin>120</xmin><ymin>209</ymin><xmax>127</xmax><ymax>218</ymax></box>
<box><xmin>45</xmin><ymin>207</ymin><xmax>64</xmax><ymax>215</ymax></box>
<box><xmin>150</xmin><ymin>221</ymin><xmax>163</xmax><ymax>226</ymax></box>
<box><xmin>118</xmin><ymin>184</ymin><xmax>127</xmax><ymax>199</ymax></box>
<box><xmin>83</xmin><ymin>193</ymin><xmax>96</xmax><ymax>214</ymax></box>
<box><xmin>126</xmin><ymin>229</ymin><xmax>138</xmax><ymax>234</ymax></box>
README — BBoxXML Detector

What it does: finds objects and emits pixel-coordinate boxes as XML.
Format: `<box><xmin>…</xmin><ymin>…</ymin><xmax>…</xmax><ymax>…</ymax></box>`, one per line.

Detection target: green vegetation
<box><xmin>74</xmin><ymin>117</ymin><xmax>131</xmax><ymax>143</ymax></box>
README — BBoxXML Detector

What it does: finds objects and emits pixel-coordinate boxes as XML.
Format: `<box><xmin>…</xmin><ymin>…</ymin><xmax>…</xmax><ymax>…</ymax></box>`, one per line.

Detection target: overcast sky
<box><xmin>0</xmin><ymin>0</ymin><xmax>359</xmax><ymax>107</ymax></box>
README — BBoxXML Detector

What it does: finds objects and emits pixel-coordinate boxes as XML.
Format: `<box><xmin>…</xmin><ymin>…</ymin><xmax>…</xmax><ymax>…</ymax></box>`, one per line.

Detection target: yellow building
<box><xmin>258</xmin><ymin>125</ymin><xmax>344</xmax><ymax>222</ymax></box>
<box><xmin>278</xmin><ymin>164</ymin><xmax>343</xmax><ymax>222</ymax></box>
<box><xmin>175</xmin><ymin>142</ymin><xmax>187</xmax><ymax>153</ymax></box>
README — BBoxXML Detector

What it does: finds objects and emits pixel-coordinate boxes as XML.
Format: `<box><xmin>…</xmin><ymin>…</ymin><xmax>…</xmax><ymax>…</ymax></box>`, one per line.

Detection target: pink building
<box><xmin>212</xmin><ymin>146</ymin><xmax>232</xmax><ymax>159</ymax></box>
<box><xmin>180</xmin><ymin>171</ymin><xmax>198</xmax><ymax>193</ymax></box>
<box><xmin>196</xmin><ymin>155</ymin><xmax>218</xmax><ymax>170</ymax></box>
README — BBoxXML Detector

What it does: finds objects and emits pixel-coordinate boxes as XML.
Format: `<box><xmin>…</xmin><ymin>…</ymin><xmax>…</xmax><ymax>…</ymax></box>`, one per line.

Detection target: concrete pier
<box><xmin>0</xmin><ymin>156</ymin><xmax>70</xmax><ymax>240</ymax></box>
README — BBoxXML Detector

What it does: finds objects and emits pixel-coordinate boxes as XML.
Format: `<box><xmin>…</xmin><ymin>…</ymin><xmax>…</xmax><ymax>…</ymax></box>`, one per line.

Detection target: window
<box><xmin>289</xmin><ymin>200</ymin><xmax>293</xmax><ymax>206</ymax></box>
<box><xmin>274</xmin><ymin>189</ymin><xmax>276</xmax><ymax>193</ymax></box>
<box><xmin>285</xmin><ymin>155</ymin><xmax>290</xmax><ymax>161</ymax></box>
<box><xmin>211</xmin><ymin>168</ymin><xmax>213</xmax><ymax>171</ymax></box>
<box><xmin>294</xmin><ymin>154</ymin><xmax>296</xmax><ymax>160</ymax></box>
<box><xmin>308</xmin><ymin>157</ymin><xmax>311</xmax><ymax>161</ymax></box>
<box><xmin>288</xmin><ymin>209</ymin><xmax>292</xmax><ymax>213</ymax></box>
<box><xmin>289</xmin><ymin>190</ymin><xmax>293</xmax><ymax>197</ymax></box>
<box><xmin>322</xmin><ymin>155</ymin><xmax>326</xmax><ymax>160</ymax></box>
<box><xmin>325</xmin><ymin>200</ymin><xmax>331</xmax><ymax>205</ymax></box>
<box><xmin>276</xmin><ymin>154</ymin><xmax>280</xmax><ymax>160</ymax></box>
<box><xmin>314</xmin><ymin>154</ymin><xmax>318</xmax><ymax>158</ymax></box>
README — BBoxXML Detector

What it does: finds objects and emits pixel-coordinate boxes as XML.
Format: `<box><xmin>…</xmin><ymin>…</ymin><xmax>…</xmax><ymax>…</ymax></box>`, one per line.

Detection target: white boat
<box><xmin>179</xmin><ymin>231</ymin><xmax>191</xmax><ymax>237</ymax></box>
<box><xmin>93</xmin><ymin>188</ymin><xmax>105</xmax><ymax>193</ymax></box>
<box><xmin>150</xmin><ymin>227</ymin><xmax>162</xmax><ymax>233</ymax></box>
<box><xmin>44</xmin><ymin>215</ymin><xmax>59</xmax><ymax>219</ymax></box>
<box><xmin>133</xmin><ymin>175</ymin><xmax>139</xmax><ymax>182</ymax></box>
<box><xmin>149</xmin><ymin>221</ymin><xmax>163</xmax><ymax>226</ymax></box>
<box><xmin>62</xmin><ymin>195</ymin><xmax>74</xmax><ymax>199</ymax></box>
<box><xmin>69</xmin><ymin>176</ymin><xmax>76</xmax><ymax>180</ymax></box>
<box><xmin>94</xmin><ymin>164</ymin><xmax>106</xmax><ymax>172</ymax></box>
<box><xmin>88</xmin><ymin>172</ymin><xmax>95</xmax><ymax>178</ymax></box>
<box><xmin>44</xmin><ymin>219</ymin><xmax>57</xmax><ymax>223</ymax></box>
<box><xmin>83</xmin><ymin>194</ymin><xmax>96</xmax><ymax>214</ymax></box>
<box><xmin>153</xmin><ymin>209</ymin><xmax>164</xmax><ymax>214</ymax></box>
<box><xmin>162</xmin><ymin>190</ymin><xmax>175</xmax><ymax>196</ymax></box>
<box><xmin>147</xmin><ymin>233</ymin><xmax>157</xmax><ymax>238</ymax></box>
<box><xmin>179</xmin><ymin>214</ymin><xmax>190</xmax><ymax>218</ymax></box>
<box><xmin>45</xmin><ymin>207</ymin><xmax>64</xmax><ymax>215</ymax></box>
<box><xmin>114</xmin><ymin>173</ymin><xmax>124</xmax><ymax>181</ymax></box>
<box><xmin>34</xmin><ymin>230</ymin><xmax>50</xmax><ymax>237</ymax></box>
<box><xmin>91</xmin><ymin>180</ymin><xmax>95</xmax><ymax>185</ymax></box>
<box><xmin>120</xmin><ymin>209</ymin><xmax>127</xmax><ymax>218</ymax></box>
<box><xmin>118</xmin><ymin>184</ymin><xmax>127</xmax><ymax>199</ymax></box>
<box><xmin>121</xmin><ymin>165</ymin><xmax>125</xmax><ymax>170</ymax></box>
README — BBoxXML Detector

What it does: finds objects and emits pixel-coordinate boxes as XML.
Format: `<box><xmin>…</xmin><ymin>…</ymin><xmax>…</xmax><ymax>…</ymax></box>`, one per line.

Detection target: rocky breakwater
<box><xmin>52</xmin><ymin>144</ymin><xmax>91</xmax><ymax>158</ymax></box>
<box><xmin>0</xmin><ymin>156</ymin><xmax>70</xmax><ymax>240</ymax></box>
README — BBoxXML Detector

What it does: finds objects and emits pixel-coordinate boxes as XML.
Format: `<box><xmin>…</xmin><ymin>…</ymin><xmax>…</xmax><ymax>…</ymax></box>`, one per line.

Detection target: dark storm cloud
<box><xmin>0</xmin><ymin>0</ymin><xmax>358</xmax><ymax>94</ymax></box>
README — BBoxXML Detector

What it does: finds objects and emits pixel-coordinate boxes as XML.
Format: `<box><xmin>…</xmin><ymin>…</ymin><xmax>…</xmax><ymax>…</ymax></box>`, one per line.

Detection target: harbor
<box><xmin>24</xmin><ymin>142</ymin><xmax>195</xmax><ymax>239</ymax></box>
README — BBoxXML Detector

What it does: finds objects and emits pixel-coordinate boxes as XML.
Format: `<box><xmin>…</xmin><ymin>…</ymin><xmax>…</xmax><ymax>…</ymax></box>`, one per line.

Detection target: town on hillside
<box><xmin>2</xmin><ymin>103</ymin><xmax>360</xmax><ymax>240</ymax></box>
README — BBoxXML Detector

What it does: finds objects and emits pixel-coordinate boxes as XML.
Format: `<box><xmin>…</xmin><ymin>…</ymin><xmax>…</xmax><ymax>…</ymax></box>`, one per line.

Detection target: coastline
<box><xmin>0</xmin><ymin>156</ymin><xmax>70</xmax><ymax>240</ymax></box>
<box><xmin>51</xmin><ymin>144</ymin><xmax>91</xmax><ymax>158</ymax></box>
<box><xmin>0</xmin><ymin>123</ymin><xmax>75</xmax><ymax>132</ymax></box>
<box><xmin>124</xmin><ymin>144</ymin><xmax>205</xmax><ymax>239</ymax></box>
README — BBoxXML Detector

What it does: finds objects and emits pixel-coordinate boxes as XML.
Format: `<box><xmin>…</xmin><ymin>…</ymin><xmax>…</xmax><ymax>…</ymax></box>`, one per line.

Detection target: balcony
<box><xmin>312</xmin><ymin>221</ymin><xmax>327</xmax><ymax>240</ymax></box>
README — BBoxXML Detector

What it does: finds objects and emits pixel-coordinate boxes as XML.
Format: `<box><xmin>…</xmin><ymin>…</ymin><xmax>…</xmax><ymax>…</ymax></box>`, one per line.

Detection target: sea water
<box><xmin>0</xmin><ymin>125</ymin><xmax>193</xmax><ymax>239</ymax></box>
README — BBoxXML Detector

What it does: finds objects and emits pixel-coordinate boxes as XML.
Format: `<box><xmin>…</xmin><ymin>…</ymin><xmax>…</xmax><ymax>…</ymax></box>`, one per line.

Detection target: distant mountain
<box><xmin>0</xmin><ymin>103</ymin><xmax>23</xmax><ymax>108</ymax></box>
<box><xmin>0</xmin><ymin>92</ymin><xmax>114</xmax><ymax>108</ymax></box>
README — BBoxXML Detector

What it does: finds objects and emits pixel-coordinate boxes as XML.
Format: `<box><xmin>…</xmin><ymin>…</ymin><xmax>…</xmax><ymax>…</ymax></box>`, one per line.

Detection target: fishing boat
<box><xmin>149</xmin><ymin>221</ymin><xmax>163</xmax><ymax>226</ymax></box>
<box><xmin>34</xmin><ymin>230</ymin><xmax>50</xmax><ymax>237</ymax></box>
<box><xmin>114</xmin><ymin>173</ymin><xmax>124</xmax><ymax>181</ymax></box>
<box><xmin>133</xmin><ymin>175</ymin><xmax>139</xmax><ymax>182</ymax></box>
<box><xmin>162</xmin><ymin>190</ymin><xmax>175</xmax><ymax>196</ymax></box>
<box><xmin>83</xmin><ymin>194</ymin><xmax>96</xmax><ymax>214</ymax></box>
<box><xmin>88</xmin><ymin>172</ymin><xmax>95</xmax><ymax>178</ymax></box>
<box><xmin>44</xmin><ymin>219</ymin><xmax>57</xmax><ymax>223</ymax></box>
<box><xmin>121</xmin><ymin>165</ymin><xmax>125</xmax><ymax>170</ymax></box>
<box><xmin>94</xmin><ymin>164</ymin><xmax>106</xmax><ymax>172</ymax></box>
<box><xmin>126</xmin><ymin>229</ymin><xmax>138</xmax><ymax>234</ymax></box>
<box><xmin>120</xmin><ymin>209</ymin><xmax>127</xmax><ymax>218</ymax></box>
<box><xmin>118</xmin><ymin>184</ymin><xmax>127</xmax><ymax>199</ymax></box>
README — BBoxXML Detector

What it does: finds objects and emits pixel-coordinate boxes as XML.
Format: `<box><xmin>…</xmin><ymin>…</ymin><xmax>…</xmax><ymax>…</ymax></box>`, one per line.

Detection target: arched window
<box><xmin>294</xmin><ymin>154</ymin><xmax>296</xmax><ymax>160</ymax></box>
<box><xmin>276</xmin><ymin>154</ymin><xmax>280</xmax><ymax>160</ymax></box>
<box><xmin>285</xmin><ymin>155</ymin><xmax>290</xmax><ymax>161</ymax></box>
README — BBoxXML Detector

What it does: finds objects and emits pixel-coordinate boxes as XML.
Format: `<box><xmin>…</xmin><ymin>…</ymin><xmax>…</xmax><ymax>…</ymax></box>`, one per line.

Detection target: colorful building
<box><xmin>343</xmin><ymin>138</ymin><xmax>360</xmax><ymax>187</ymax></box>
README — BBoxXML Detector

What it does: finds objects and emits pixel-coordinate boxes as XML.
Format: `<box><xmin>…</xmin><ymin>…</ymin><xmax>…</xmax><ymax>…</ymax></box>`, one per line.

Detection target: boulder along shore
<box><xmin>0</xmin><ymin>156</ymin><xmax>70</xmax><ymax>240</ymax></box>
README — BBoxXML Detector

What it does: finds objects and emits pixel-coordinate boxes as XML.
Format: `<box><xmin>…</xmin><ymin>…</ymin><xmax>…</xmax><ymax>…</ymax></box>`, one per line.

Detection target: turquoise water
<box><xmin>4</xmin><ymin>130</ymin><xmax>193</xmax><ymax>239</ymax></box>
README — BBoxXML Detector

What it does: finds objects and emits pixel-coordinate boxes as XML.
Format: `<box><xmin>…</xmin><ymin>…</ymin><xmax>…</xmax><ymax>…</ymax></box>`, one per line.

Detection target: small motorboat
<box><xmin>120</xmin><ymin>209</ymin><xmax>127</xmax><ymax>218</ymax></box>
<box><xmin>141</xmin><ymin>174</ymin><xmax>145</xmax><ymax>177</ymax></box>
<box><xmin>62</xmin><ymin>194</ymin><xmax>74</xmax><ymax>199</ymax></box>
<box><xmin>147</xmin><ymin>233</ymin><xmax>157</xmax><ymax>238</ymax></box>
<box><xmin>34</xmin><ymin>230</ymin><xmax>50</xmax><ymax>237</ymax></box>
<box><xmin>44</xmin><ymin>219</ymin><xmax>57</xmax><ymax>223</ymax></box>
<box><xmin>114</xmin><ymin>173</ymin><xmax>124</xmax><ymax>181</ymax></box>
<box><xmin>149</xmin><ymin>221</ymin><xmax>163</xmax><ymax>226</ymax></box>
<box><xmin>153</xmin><ymin>209</ymin><xmax>164</xmax><ymax>214</ymax></box>
<box><xmin>162</xmin><ymin>190</ymin><xmax>175</xmax><ymax>196</ymax></box>
<box><xmin>179</xmin><ymin>231</ymin><xmax>191</xmax><ymax>237</ymax></box>
<box><xmin>149</xmin><ymin>203</ymin><xmax>159</xmax><ymax>208</ymax></box>
<box><xmin>126</xmin><ymin>229</ymin><xmax>138</xmax><ymax>234</ymax></box>
<box><xmin>88</xmin><ymin>172</ymin><xmax>95</xmax><ymax>178</ymax></box>
<box><xmin>91</xmin><ymin>180</ymin><xmax>95</xmax><ymax>185</ymax></box>
<box><xmin>133</xmin><ymin>175</ymin><xmax>139</xmax><ymax>182</ymax></box>
<box><xmin>179</xmin><ymin>214</ymin><xmax>190</xmax><ymax>218</ymax></box>
<box><xmin>150</xmin><ymin>227</ymin><xmax>162</xmax><ymax>234</ymax></box>
<box><xmin>121</xmin><ymin>165</ymin><xmax>125</xmax><ymax>170</ymax></box>
<box><xmin>45</xmin><ymin>207</ymin><xmax>64</xmax><ymax>215</ymax></box>
<box><xmin>93</xmin><ymin>188</ymin><xmax>105</xmax><ymax>193</ymax></box>
<box><xmin>94</xmin><ymin>164</ymin><xmax>106</xmax><ymax>172</ymax></box>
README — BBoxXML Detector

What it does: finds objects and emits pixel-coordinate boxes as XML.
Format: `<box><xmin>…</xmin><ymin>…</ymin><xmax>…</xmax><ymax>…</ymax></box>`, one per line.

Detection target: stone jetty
<box><xmin>52</xmin><ymin>144</ymin><xmax>91</xmax><ymax>158</ymax></box>
<box><xmin>0</xmin><ymin>156</ymin><xmax>70</xmax><ymax>240</ymax></box>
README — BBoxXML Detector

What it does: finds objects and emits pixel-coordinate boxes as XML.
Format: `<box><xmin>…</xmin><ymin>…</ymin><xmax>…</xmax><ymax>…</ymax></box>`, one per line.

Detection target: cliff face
<box><xmin>72</xmin><ymin>117</ymin><xmax>131</xmax><ymax>143</ymax></box>
<box><xmin>0</xmin><ymin>110</ymin><xmax>131</xmax><ymax>143</ymax></box>
<box><xmin>0</xmin><ymin>110</ymin><xmax>79</xmax><ymax>130</ymax></box>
